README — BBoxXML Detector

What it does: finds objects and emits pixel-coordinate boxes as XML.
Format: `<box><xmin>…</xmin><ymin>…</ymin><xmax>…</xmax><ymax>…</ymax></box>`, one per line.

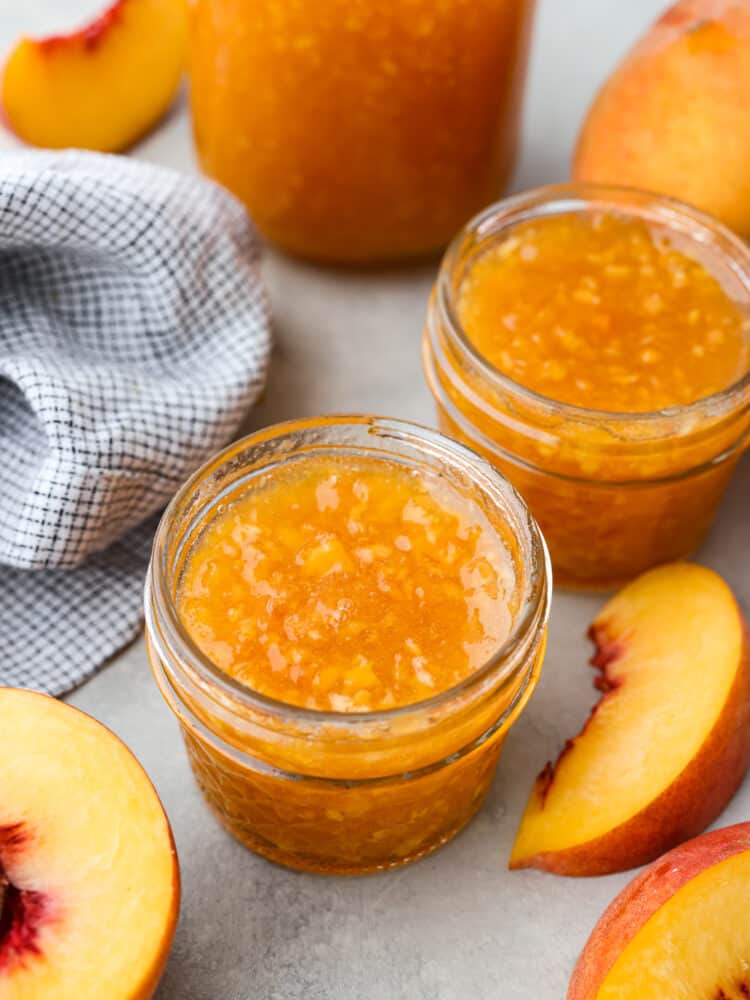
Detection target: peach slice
<box><xmin>568</xmin><ymin>822</ymin><xmax>750</xmax><ymax>998</ymax></box>
<box><xmin>0</xmin><ymin>689</ymin><xmax>179</xmax><ymax>998</ymax></box>
<box><xmin>1</xmin><ymin>0</ymin><xmax>188</xmax><ymax>152</ymax></box>
<box><xmin>510</xmin><ymin>562</ymin><xmax>750</xmax><ymax>876</ymax></box>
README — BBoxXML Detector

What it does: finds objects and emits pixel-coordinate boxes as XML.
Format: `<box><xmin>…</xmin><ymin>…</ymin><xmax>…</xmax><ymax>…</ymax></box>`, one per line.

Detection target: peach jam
<box><xmin>146</xmin><ymin>417</ymin><xmax>550</xmax><ymax>873</ymax></box>
<box><xmin>424</xmin><ymin>185</ymin><xmax>750</xmax><ymax>589</ymax></box>
<box><xmin>458</xmin><ymin>212</ymin><xmax>750</xmax><ymax>413</ymax></box>
<box><xmin>189</xmin><ymin>0</ymin><xmax>535</xmax><ymax>262</ymax></box>
<box><xmin>177</xmin><ymin>456</ymin><xmax>516</xmax><ymax>713</ymax></box>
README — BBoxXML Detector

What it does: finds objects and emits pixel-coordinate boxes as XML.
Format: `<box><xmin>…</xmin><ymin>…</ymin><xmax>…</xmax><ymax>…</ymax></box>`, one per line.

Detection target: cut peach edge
<box><xmin>509</xmin><ymin>620</ymin><xmax>750</xmax><ymax>876</ymax></box>
<box><xmin>130</xmin><ymin>873</ymin><xmax>181</xmax><ymax>1000</ymax></box>
<box><xmin>0</xmin><ymin>0</ymin><xmax>129</xmax><ymax>113</ymax></box>
<box><xmin>521</xmin><ymin>619</ymin><xmax>623</xmax><ymax>816</ymax></box>
<box><xmin>33</xmin><ymin>0</ymin><xmax>127</xmax><ymax>54</ymax></box>
<box><xmin>0</xmin><ymin>688</ymin><xmax>181</xmax><ymax>998</ymax></box>
<box><xmin>567</xmin><ymin>821</ymin><xmax>750</xmax><ymax>1000</ymax></box>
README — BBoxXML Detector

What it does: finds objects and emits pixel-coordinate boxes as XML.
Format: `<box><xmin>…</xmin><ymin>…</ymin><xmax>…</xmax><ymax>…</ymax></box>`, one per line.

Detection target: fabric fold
<box><xmin>0</xmin><ymin>149</ymin><xmax>272</xmax><ymax>695</ymax></box>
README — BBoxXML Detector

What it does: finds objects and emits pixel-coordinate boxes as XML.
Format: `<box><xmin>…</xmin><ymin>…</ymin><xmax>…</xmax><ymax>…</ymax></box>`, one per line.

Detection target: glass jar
<box><xmin>189</xmin><ymin>0</ymin><xmax>535</xmax><ymax>263</ymax></box>
<box><xmin>423</xmin><ymin>185</ymin><xmax>750</xmax><ymax>590</ymax></box>
<box><xmin>145</xmin><ymin>416</ymin><xmax>550</xmax><ymax>874</ymax></box>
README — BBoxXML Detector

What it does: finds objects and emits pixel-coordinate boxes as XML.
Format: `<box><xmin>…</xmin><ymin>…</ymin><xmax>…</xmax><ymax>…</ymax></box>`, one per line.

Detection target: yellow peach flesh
<box><xmin>597</xmin><ymin>849</ymin><xmax>750</xmax><ymax>998</ymax></box>
<box><xmin>1</xmin><ymin>0</ymin><xmax>187</xmax><ymax>152</ymax></box>
<box><xmin>511</xmin><ymin>563</ymin><xmax>750</xmax><ymax>872</ymax></box>
<box><xmin>0</xmin><ymin>689</ymin><xmax>178</xmax><ymax>1000</ymax></box>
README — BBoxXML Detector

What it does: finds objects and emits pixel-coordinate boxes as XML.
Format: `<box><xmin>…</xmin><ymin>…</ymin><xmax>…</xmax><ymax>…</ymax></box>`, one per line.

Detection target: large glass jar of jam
<box><xmin>189</xmin><ymin>0</ymin><xmax>535</xmax><ymax>262</ymax></box>
<box><xmin>145</xmin><ymin>416</ymin><xmax>550</xmax><ymax>874</ymax></box>
<box><xmin>424</xmin><ymin>185</ymin><xmax>750</xmax><ymax>590</ymax></box>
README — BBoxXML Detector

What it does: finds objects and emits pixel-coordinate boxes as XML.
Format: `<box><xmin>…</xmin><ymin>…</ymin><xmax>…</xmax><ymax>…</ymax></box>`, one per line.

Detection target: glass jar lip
<box><xmin>147</xmin><ymin>414</ymin><xmax>552</xmax><ymax>728</ymax></box>
<box><xmin>438</xmin><ymin>182</ymin><xmax>750</xmax><ymax>424</ymax></box>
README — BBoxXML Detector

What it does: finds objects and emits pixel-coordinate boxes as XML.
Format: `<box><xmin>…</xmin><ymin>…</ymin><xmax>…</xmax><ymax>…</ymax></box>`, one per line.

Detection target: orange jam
<box><xmin>458</xmin><ymin>213</ymin><xmax>750</xmax><ymax>412</ymax></box>
<box><xmin>147</xmin><ymin>418</ymin><xmax>550</xmax><ymax>873</ymax></box>
<box><xmin>424</xmin><ymin>187</ymin><xmax>750</xmax><ymax>589</ymax></box>
<box><xmin>178</xmin><ymin>457</ymin><xmax>516</xmax><ymax>713</ymax></box>
<box><xmin>189</xmin><ymin>0</ymin><xmax>535</xmax><ymax>262</ymax></box>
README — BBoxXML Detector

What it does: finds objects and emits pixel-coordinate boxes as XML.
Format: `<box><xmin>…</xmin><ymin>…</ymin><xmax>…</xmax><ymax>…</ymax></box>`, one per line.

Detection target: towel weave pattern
<box><xmin>0</xmin><ymin>150</ymin><xmax>271</xmax><ymax>694</ymax></box>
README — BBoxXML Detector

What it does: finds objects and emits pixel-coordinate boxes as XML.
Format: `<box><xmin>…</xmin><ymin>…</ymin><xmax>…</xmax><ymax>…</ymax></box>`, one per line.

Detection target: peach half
<box><xmin>510</xmin><ymin>562</ymin><xmax>750</xmax><ymax>876</ymax></box>
<box><xmin>1</xmin><ymin>0</ymin><xmax>188</xmax><ymax>152</ymax></box>
<box><xmin>568</xmin><ymin>822</ymin><xmax>750</xmax><ymax>998</ymax></box>
<box><xmin>0</xmin><ymin>689</ymin><xmax>179</xmax><ymax>999</ymax></box>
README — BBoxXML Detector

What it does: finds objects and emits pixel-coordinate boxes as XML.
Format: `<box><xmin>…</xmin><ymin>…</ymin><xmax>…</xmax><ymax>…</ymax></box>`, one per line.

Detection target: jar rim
<box><xmin>146</xmin><ymin>414</ymin><xmax>552</xmax><ymax>730</ymax></box>
<box><xmin>438</xmin><ymin>182</ymin><xmax>750</xmax><ymax>425</ymax></box>
<box><xmin>423</xmin><ymin>328</ymin><xmax>750</xmax><ymax>487</ymax></box>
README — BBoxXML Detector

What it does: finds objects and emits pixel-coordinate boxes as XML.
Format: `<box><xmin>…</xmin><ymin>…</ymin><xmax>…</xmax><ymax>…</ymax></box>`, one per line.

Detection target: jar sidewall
<box><xmin>146</xmin><ymin>583</ymin><xmax>549</xmax><ymax>786</ymax></box>
<box><xmin>424</xmin><ymin>299</ymin><xmax>750</xmax><ymax>489</ymax></box>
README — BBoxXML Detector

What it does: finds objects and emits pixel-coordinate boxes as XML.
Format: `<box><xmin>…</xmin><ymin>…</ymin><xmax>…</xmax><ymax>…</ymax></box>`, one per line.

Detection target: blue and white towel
<box><xmin>0</xmin><ymin>150</ymin><xmax>271</xmax><ymax>695</ymax></box>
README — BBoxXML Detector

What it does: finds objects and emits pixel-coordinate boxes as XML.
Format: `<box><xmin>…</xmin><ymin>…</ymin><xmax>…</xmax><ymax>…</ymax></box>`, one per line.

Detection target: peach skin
<box><xmin>1</xmin><ymin>0</ymin><xmax>188</xmax><ymax>152</ymax></box>
<box><xmin>573</xmin><ymin>0</ymin><xmax>750</xmax><ymax>236</ymax></box>
<box><xmin>0</xmin><ymin>688</ymin><xmax>179</xmax><ymax>999</ymax></box>
<box><xmin>510</xmin><ymin>563</ymin><xmax>750</xmax><ymax>876</ymax></box>
<box><xmin>568</xmin><ymin>822</ymin><xmax>750</xmax><ymax>998</ymax></box>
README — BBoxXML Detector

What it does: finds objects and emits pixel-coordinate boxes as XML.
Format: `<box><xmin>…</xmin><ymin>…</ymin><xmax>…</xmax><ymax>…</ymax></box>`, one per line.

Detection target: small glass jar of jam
<box><xmin>145</xmin><ymin>416</ymin><xmax>550</xmax><ymax>874</ymax></box>
<box><xmin>423</xmin><ymin>185</ymin><xmax>750</xmax><ymax>590</ymax></box>
<box><xmin>189</xmin><ymin>0</ymin><xmax>535</xmax><ymax>262</ymax></box>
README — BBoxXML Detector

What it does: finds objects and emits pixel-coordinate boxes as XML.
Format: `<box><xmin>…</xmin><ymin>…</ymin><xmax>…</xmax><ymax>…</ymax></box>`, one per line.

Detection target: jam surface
<box><xmin>457</xmin><ymin>212</ymin><xmax>750</xmax><ymax>412</ymax></box>
<box><xmin>177</xmin><ymin>455</ymin><xmax>516</xmax><ymax>712</ymax></box>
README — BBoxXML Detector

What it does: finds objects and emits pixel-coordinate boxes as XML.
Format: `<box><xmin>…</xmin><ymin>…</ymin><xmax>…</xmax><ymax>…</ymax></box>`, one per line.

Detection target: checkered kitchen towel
<box><xmin>0</xmin><ymin>150</ymin><xmax>271</xmax><ymax>696</ymax></box>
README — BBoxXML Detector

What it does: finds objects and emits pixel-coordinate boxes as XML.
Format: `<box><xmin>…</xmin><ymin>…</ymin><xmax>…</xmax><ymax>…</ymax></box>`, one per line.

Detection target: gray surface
<box><xmin>2</xmin><ymin>2</ymin><xmax>749</xmax><ymax>997</ymax></box>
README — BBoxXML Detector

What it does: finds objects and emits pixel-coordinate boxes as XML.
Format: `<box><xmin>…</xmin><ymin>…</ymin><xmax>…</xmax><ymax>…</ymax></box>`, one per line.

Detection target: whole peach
<box><xmin>573</xmin><ymin>0</ymin><xmax>750</xmax><ymax>236</ymax></box>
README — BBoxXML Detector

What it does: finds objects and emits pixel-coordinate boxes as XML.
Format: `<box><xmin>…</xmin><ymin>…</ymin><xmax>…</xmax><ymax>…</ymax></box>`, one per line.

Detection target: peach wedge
<box><xmin>511</xmin><ymin>562</ymin><xmax>750</xmax><ymax>876</ymax></box>
<box><xmin>0</xmin><ymin>689</ymin><xmax>179</xmax><ymax>999</ymax></box>
<box><xmin>568</xmin><ymin>822</ymin><xmax>750</xmax><ymax>998</ymax></box>
<box><xmin>1</xmin><ymin>0</ymin><xmax>188</xmax><ymax>152</ymax></box>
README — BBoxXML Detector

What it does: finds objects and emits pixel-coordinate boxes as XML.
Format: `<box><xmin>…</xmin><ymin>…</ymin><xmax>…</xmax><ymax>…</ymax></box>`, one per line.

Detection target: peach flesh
<box><xmin>0</xmin><ymin>0</ymin><xmax>188</xmax><ymax>153</ymax></box>
<box><xmin>510</xmin><ymin>563</ymin><xmax>750</xmax><ymax>876</ymax></box>
<box><xmin>0</xmin><ymin>826</ymin><xmax>49</xmax><ymax>976</ymax></box>
<box><xmin>568</xmin><ymin>823</ymin><xmax>750</xmax><ymax>998</ymax></box>
<box><xmin>534</xmin><ymin>626</ymin><xmax>624</xmax><ymax>812</ymax></box>
<box><xmin>0</xmin><ymin>689</ymin><xmax>179</xmax><ymax>999</ymax></box>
